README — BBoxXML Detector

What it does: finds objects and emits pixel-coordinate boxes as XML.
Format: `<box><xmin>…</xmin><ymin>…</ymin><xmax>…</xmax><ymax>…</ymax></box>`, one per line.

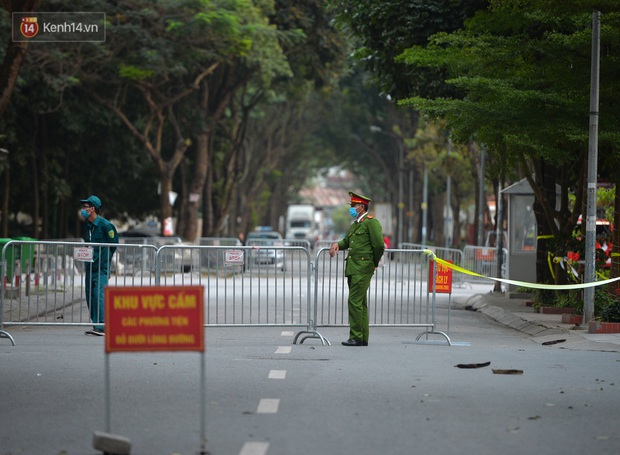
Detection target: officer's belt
<box><xmin>346</xmin><ymin>255</ymin><xmax>371</xmax><ymax>261</ymax></box>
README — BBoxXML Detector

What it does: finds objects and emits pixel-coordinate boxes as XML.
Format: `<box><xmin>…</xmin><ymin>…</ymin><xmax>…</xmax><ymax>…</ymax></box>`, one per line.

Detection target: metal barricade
<box><xmin>462</xmin><ymin>246</ymin><xmax>508</xmax><ymax>284</ymax></box>
<box><xmin>314</xmin><ymin>239</ymin><xmax>336</xmax><ymax>250</ymax></box>
<box><xmin>152</xmin><ymin>244</ymin><xmax>328</xmax><ymax>343</ymax></box>
<box><xmin>2</xmin><ymin>240</ymin><xmax>451</xmax><ymax>347</ymax></box>
<box><xmin>1</xmin><ymin>241</ymin><xmax>158</xmax><ymax>337</ymax></box>
<box><xmin>402</xmin><ymin>243</ymin><xmax>464</xmax><ymax>286</ymax></box>
<box><xmin>307</xmin><ymin>247</ymin><xmax>450</xmax><ymax>345</ymax></box>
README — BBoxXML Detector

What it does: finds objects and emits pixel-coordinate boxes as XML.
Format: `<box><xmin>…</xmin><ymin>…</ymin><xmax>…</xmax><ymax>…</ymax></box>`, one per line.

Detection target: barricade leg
<box><xmin>413</xmin><ymin>328</ymin><xmax>452</xmax><ymax>346</ymax></box>
<box><xmin>293</xmin><ymin>326</ymin><xmax>331</xmax><ymax>346</ymax></box>
<box><xmin>0</xmin><ymin>330</ymin><xmax>16</xmax><ymax>346</ymax></box>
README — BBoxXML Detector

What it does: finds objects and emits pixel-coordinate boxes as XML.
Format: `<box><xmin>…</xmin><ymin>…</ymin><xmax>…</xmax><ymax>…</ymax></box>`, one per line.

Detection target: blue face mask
<box><xmin>80</xmin><ymin>209</ymin><xmax>89</xmax><ymax>219</ymax></box>
<box><xmin>349</xmin><ymin>207</ymin><xmax>358</xmax><ymax>218</ymax></box>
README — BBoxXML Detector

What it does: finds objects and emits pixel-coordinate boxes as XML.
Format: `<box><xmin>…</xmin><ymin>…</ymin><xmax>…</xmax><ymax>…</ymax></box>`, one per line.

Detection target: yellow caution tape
<box><xmin>547</xmin><ymin>252</ymin><xmax>555</xmax><ymax>280</ymax></box>
<box><xmin>424</xmin><ymin>249</ymin><xmax>620</xmax><ymax>290</ymax></box>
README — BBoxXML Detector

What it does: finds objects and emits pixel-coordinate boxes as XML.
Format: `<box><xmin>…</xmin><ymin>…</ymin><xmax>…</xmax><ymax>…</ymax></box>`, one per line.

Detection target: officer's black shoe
<box><xmin>342</xmin><ymin>339</ymin><xmax>362</xmax><ymax>346</ymax></box>
<box><xmin>362</xmin><ymin>341</ymin><xmax>368</xmax><ymax>346</ymax></box>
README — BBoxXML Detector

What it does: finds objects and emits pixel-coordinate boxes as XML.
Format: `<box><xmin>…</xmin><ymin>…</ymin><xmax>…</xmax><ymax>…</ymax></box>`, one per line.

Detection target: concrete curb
<box><xmin>457</xmin><ymin>293</ymin><xmax>620</xmax><ymax>352</ymax></box>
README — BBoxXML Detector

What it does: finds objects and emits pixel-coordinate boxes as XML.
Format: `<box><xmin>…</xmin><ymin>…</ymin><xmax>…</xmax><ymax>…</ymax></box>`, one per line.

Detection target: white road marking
<box><xmin>257</xmin><ymin>398</ymin><xmax>280</xmax><ymax>414</ymax></box>
<box><xmin>239</xmin><ymin>441</ymin><xmax>269</xmax><ymax>455</ymax></box>
<box><xmin>275</xmin><ymin>346</ymin><xmax>291</xmax><ymax>354</ymax></box>
<box><xmin>268</xmin><ymin>369</ymin><xmax>286</xmax><ymax>379</ymax></box>
<box><xmin>281</xmin><ymin>331</ymin><xmax>294</xmax><ymax>336</ymax></box>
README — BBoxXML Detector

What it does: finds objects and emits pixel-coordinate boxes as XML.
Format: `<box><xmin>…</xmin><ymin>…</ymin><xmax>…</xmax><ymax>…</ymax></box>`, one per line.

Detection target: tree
<box><xmin>0</xmin><ymin>0</ymin><xmax>41</xmax><ymax>118</ymax></box>
<box><xmin>398</xmin><ymin>1</ymin><xmax>620</xmax><ymax>283</ymax></box>
<box><xmin>327</xmin><ymin>0</ymin><xmax>488</xmax><ymax>99</ymax></box>
<box><xmin>324</xmin><ymin>0</ymin><xmax>488</xmax><ymax>245</ymax></box>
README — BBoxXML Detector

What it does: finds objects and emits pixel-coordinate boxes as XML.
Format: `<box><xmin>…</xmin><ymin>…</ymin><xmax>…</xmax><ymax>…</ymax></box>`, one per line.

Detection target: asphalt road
<box><xmin>1</xmin><ymin>297</ymin><xmax>619</xmax><ymax>455</ymax></box>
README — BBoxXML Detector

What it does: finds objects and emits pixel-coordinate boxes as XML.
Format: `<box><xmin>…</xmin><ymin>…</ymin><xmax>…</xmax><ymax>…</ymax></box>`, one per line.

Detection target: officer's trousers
<box><xmin>85</xmin><ymin>267</ymin><xmax>109</xmax><ymax>331</ymax></box>
<box><xmin>347</xmin><ymin>273</ymin><xmax>373</xmax><ymax>342</ymax></box>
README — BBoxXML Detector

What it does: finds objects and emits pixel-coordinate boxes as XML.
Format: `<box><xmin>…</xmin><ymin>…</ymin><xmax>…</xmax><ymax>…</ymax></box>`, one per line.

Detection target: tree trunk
<box><xmin>0</xmin><ymin>1</ymin><xmax>42</xmax><ymax>117</ymax></box>
<box><xmin>1</xmin><ymin>160</ymin><xmax>9</xmax><ymax>237</ymax></box>
<box><xmin>159</xmin><ymin>165</ymin><xmax>174</xmax><ymax>230</ymax></box>
<box><xmin>533</xmin><ymin>160</ymin><xmax>556</xmax><ymax>285</ymax></box>
<box><xmin>179</xmin><ymin>128</ymin><xmax>210</xmax><ymax>242</ymax></box>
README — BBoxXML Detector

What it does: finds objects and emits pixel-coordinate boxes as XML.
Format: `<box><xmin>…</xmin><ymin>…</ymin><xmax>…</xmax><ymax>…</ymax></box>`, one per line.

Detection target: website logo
<box><xmin>20</xmin><ymin>17</ymin><xmax>39</xmax><ymax>39</ymax></box>
<box><xmin>12</xmin><ymin>12</ymin><xmax>106</xmax><ymax>43</ymax></box>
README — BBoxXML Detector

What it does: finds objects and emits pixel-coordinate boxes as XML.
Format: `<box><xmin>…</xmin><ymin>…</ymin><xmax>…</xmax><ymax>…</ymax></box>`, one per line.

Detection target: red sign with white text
<box><xmin>105</xmin><ymin>286</ymin><xmax>204</xmax><ymax>353</ymax></box>
<box><xmin>429</xmin><ymin>260</ymin><xmax>453</xmax><ymax>294</ymax></box>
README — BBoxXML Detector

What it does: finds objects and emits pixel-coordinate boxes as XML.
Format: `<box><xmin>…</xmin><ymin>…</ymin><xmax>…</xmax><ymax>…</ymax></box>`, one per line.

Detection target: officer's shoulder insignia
<box><xmin>108</xmin><ymin>230</ymin><xmax>115</xmax><ymax>238</ymax></box>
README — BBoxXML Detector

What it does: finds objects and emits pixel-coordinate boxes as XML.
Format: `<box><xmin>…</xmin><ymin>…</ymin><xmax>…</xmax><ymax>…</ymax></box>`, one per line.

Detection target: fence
<box><xmin>0</xmin><ymin>240</ymin><xmax>323</xmax><ymax>343</ymax></box>
<box><xmin>401</xmin><ymin>243</ymin><xmax>464</xmax><ymax>286</ymax></box>
<box><xmin>462</xmin><ymin>246</ymin><xmax>508</xmax><ymax>284</ymax></box>
<box><xmin>308</xmin><ymin>247</ymin><xmax>449</xmax><ymax>345</ymax></box>
<box><xmin>2</xmin><ymin>240</ymin><xmax>449</xmax><ymax>346</ymax></box>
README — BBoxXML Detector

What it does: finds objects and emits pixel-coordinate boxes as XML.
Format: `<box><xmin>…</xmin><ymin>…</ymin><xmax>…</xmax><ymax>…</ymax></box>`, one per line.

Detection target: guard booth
<box><xmin>501</xmin><ymin>179</ymin><xmax>537</xmax><ymax>290</ymax></box>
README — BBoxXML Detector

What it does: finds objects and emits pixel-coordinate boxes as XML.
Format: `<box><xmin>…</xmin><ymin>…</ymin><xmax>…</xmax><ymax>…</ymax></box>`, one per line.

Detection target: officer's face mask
<box><xmin>80</xmin><ymin>205</ymin><xmax>93</xmax><ymax>220</ymax></box>
<box><xmin>349</xmin><ymin>206</ymin><xmax>358</xmax><ymax>218</ymax></box>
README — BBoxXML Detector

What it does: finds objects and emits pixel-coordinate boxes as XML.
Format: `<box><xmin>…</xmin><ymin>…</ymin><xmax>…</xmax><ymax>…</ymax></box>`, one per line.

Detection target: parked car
<box><xmin>246</xmin><ymin>230</ymin><xmax>286</xmax><ymax>271</ymax></box>
<box><xmin>119</xmin><ymin>229</ymin><xmax>193</xmax><ymax>274</ymax></box>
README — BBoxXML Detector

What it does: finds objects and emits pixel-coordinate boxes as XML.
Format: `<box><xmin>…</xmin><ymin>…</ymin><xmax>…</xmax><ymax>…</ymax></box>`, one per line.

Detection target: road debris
<box><xmin>541</xmin><ymin>339</ymin><xmax>566</xmax><ymax>346</ymax></box>
<box><xmin>454</xmin><ymin>361</ymin><xmax>491</xmax><ymax>369</ymax></box>
<box><xmin>492</xmin><ymin>369</ymin><xmax>524</xmax><ymax>375</ymax></box>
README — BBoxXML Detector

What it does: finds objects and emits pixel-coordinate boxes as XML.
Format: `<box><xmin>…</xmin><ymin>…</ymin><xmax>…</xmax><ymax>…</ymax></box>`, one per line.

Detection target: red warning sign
<box><xmin>429</xmin><ymin>260</ymin><xmax>453</xmax><ymax>294</ymax></box>
<box><xmin>105</xmin><ymin>286</ymin><xmax>204</xmax><ymax>353</ymax></box>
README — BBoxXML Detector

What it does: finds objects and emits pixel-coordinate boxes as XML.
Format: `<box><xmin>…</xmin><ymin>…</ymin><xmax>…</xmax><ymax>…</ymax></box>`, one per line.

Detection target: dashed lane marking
<box><xmin>268</xmin><ymin>369</ymin><xmax>286</xmax><ymax>379</ymax></box>
<box><xmin>257</xmin><ymin>398</ymin><xmax>280</xmax><ymax>414</ymax></box>
<box><xmin>239</xmin><ymin>441</ymin><xmax>269</xmax><ymax>455</ymax></box>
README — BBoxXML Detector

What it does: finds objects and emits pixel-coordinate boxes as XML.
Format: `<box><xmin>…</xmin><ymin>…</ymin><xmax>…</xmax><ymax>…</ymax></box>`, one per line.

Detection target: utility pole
<box><xmin>445</xmin><ymin>137</ymin><xmax>452</xmax><ymax>248</ymax></box>
<box><xmin>494</xmin><ymin>180</ymin><xmax>504</xmax><ymax>293</ymax></box>
<box><xmin>422</xmin><ymin>166</ymin><xmax>428</xmax><ymax>246</ymax></box>
<box><xmin>583</xmin><ymin>11</ymin><xmax>601</xmax><ymax>325</ymax></box>
<box><xmin>477</xmin><ymin>145</ymin><xmax>486</xmax><ymax>246</ymax></box>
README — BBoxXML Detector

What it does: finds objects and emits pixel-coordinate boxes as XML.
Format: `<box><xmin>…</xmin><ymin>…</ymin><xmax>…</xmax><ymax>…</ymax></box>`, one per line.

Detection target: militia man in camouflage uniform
<box><xmin>329</xmin><ymin>191</ymin><xmax>384</xmax><ymax>346</ymax></box>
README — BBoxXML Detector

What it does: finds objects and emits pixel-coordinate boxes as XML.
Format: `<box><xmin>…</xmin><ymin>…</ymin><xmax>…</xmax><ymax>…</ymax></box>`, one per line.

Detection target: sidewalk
<box><xmin>454</xmin><ymin>291</ymin><xmax>620</xmax><ymax>352</ymax></box>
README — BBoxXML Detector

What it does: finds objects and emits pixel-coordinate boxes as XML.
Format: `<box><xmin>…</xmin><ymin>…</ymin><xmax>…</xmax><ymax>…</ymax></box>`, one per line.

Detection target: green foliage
<box><xmin>0</xmin><ymin>0</ymin><xmax>351</xmax><ymax>239</ymax></box>
<box><xmin>599</xmin><ymin>299</ymin><xmax>620</xmax><ymax>322</ymax></box>
<box><xmin>327</xmin><ymin>0</ymin><xmax>488</xmax><ymax>99</ymax></box>
<box><xmin>118</xmin><ymin>64</ymin><xmax>155</xmax><ymax>80</ymax></box>
<box><xmin>397</xmin><ymin>3</ymin><xmax>620</xmax><ymax>167</ymax></box>
<box><xmin>532</xmin><ymin>288</ymin><xmax>556</xmax><ymax>307</ymax></box>
<box><xmin>594</xmin><ymin>289</ymin><xmax>620</xmax><ymax>322</ymax></box>
<box><xmin>555</xmin><ymin>290</ymin><xmax>583</xmax><ymax>312</ymax></box>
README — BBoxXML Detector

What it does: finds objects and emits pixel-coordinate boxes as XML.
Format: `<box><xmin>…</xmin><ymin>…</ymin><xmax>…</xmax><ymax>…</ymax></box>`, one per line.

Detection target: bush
<box><xmin>596</xmin><ymin>291</ymin><xmax>620</xmax><ymax>322</ymax></box>
<box><xmin>532</xmin><ymin>289</ymin><xmax>581</xmax><ymax>311</ymax></box>
<box><xmin>532</xmin><ymin>289</ymin><xmax>556</xmax><ymax>308</ymax></box>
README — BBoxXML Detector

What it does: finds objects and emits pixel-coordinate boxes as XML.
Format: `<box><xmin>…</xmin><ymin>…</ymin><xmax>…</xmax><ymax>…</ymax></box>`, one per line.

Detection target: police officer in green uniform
<box><xmin>330</xmin><ymin>191</ymin><xmax>384</xmax><ymax>346</ymax></box>
<box><xmin>80</xmin><ymin>195</ymin><xmax>119</xmax><ymax>336</ymax></box>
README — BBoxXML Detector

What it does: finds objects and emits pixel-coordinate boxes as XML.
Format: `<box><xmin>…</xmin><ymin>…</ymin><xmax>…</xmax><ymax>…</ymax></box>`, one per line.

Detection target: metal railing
<box><xmin>462</xmin><ymin>246</ymin><xmax>508</xmax><ymax>284</ymax></box>
<box><xmin>2</xmin><ymin>240</ymin><xmax>450</xmax><ymax>346</ymax></box>
<box><xmin>307</xmin><ymin>248</ymin><xmax>448</xmax><ymax>345</ymax></box>
<box><xmin>402</xmin><ymin>243</ymin><xmax>464</xmax><ymax>285</ymax></box>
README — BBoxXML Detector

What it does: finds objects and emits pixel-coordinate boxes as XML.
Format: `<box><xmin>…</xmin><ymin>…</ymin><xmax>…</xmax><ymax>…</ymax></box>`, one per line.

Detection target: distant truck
<box><xmin>285</xmin><ymin>204</ymin><xmax>317</xmax><ymax>246</ymax></box>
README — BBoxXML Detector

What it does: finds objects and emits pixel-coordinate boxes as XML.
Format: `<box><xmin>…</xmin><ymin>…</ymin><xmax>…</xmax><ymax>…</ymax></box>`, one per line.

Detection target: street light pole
<box><xmin>422</xmin><ymin>166</ymin><xmax>428</xmax><ymax>246</ymax></box>
<box><xmin>584</xmin><ymin>11</ymin><xmax>601</xmax><ymax>325</ymax></box>
<box><xmin>477</xmin><ymin>145</ymin><xmax>486</xmax><ymax>246</ymax></box>
<box><xmin>445</xmin><ymin>137</ymin><xmax>452</xmax><ymax>248</ymax></box>
<box><xmin>397</xmin><ymin>139</ymin><xmax>404</xmax><ymax>249</ymax></box>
